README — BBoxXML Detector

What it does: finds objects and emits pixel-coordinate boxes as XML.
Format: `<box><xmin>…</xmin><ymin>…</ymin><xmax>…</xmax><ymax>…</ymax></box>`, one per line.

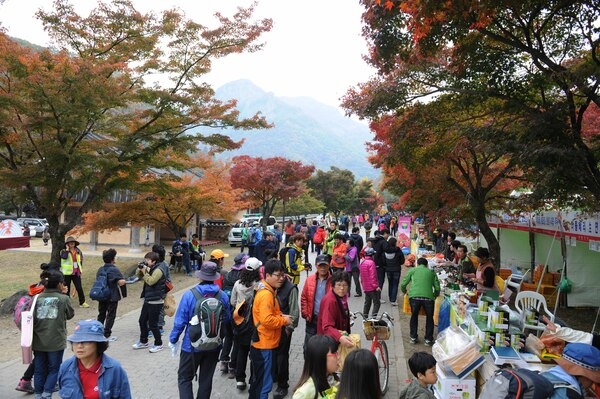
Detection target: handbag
<box><xmin>163</xmin><ymin>292</ymin><xmax>176</xmax><ymax>317</ymax></box>
<box><xmin>20</xmin><ymin>294</ymin><xmax>39</xmax><ymax>364</ymax></box>
<box><xmin>165</xmin><ymin>279</ymin><xmax>174</xmax><ymax>293</ymax></box>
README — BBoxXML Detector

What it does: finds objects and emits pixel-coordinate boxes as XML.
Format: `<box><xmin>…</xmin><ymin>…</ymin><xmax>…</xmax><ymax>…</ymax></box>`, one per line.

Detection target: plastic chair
<box><xmin>514</xmin><ymin>291</ymin><xmax>555</xmax><ymax>333</ymax></box>
<box><xmin>506</xmin><ymin>269</ymin><xmax>531</xmax><ymax>294</ymax></box>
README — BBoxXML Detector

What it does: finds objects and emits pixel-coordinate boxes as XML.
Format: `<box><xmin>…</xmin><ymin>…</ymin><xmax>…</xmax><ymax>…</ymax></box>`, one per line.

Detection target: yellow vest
<box><xmin>61</xmin><ymin>249</ymin><xmax>83</xmax><ymax>275</ymax></box>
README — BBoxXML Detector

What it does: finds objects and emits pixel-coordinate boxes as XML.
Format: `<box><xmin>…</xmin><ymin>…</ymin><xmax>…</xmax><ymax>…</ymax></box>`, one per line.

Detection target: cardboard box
<box><xmin>434</xmin><ymin>364</ymin><xmax>476</xmax><ymax>399</ymax></box>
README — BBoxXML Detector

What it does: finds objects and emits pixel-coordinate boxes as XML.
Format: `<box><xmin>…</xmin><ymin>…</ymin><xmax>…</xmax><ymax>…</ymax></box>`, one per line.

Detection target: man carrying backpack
<box><xmin>169</xmin><ymin>261</ymin><xmax>231</xmax><ymax>399</ymax></box>
<box><xmin>249</xmin><ymin>260</ymin><xmax>293</xmax><ymax>399</ymax></box>
<box><xmin>247</xmin><ymin>222</ymin><xmax>262</xmax><ymax>258</ymax></box>
<box><xmin>95</xmin><ymin>248</ymin><xmax>126</xmax><ymax>342</ymax></box>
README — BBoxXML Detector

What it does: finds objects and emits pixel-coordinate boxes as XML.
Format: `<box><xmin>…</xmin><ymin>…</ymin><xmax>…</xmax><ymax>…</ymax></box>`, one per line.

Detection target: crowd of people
<box><xmin>14</xmin><ymin>214</ymin><xmax>600</xmax><ymax>399</ymax></box>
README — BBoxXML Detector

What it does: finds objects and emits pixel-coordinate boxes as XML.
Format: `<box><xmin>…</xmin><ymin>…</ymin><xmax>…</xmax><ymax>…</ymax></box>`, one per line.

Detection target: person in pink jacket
<box><xmin>359</xmin><ymin>248</ymin><xmax>381</xmax><ymax>318</ymax></box>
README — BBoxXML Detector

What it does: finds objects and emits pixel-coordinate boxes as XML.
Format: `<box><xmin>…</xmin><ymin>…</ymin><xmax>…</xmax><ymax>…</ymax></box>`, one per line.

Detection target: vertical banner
<box><xmin>397</xmin><ymin>216</ymin><xmax>412</xmax><ymax>248</ymax></box>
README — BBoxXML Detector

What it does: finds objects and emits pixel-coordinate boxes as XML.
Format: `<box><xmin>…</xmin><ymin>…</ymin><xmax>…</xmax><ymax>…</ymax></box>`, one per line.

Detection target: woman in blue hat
<box><xmin>58</xmin><ymin>319</ymin><xmax>131</xmax><ymax>398</ymax></box>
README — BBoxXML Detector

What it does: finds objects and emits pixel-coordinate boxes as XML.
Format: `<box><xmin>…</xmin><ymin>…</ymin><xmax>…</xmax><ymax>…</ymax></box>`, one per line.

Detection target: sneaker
<box><xmin>228</xmin><ymin>370</ymin><xmax>236</xmax><ymax>379</ymax></box>
<box><xmin>219</xmin><ymin>361</ymin><xmax>228</xmax><ymax>373</ymax></box>
<box><xmin>236</xmin><ymin>381</ymin><xmax>247</xmax><ymax>390</ymax></box>
<box><xmin>107</xmin><ymin>336</ymin><xmax>118</xmax><ymax>342</ymax></box>
<box><xmin>410</xmin><ymin>337</ymin><xmax>418</xmax><ymax>344</ymax></box>
<box><xmin>380</xmin><ymin>299</ymin><xmax>387</xmax><ymax>304</ymax></box>
<box><xmin>149</xmin><ymin>345</ymin><xmax>163</xmax><ymax>353</ymax></box>
<box><xmin>424</xmin><ymin>340</ymin><xmax>434</xmax><ymax>346</ymax></box>
<box><xmin>354</xmin><ymin>293</ymin><xmax>362</xmax><ymax>297</ymax></box>
<box><xmin>390</xmin><ymin>302</ymin><xmax>398</xmax><ymax>306</ymax></box>
<box><xmin>79</xmin><ymin>302</ymin><xmax>90</xmax><ymax>308</ymax></box>
<box><xmin>132</xmin><ymin>341</ymin><xmax>149</xmax><ymax>350</ymax></box>
<box><xmin>273</xmin><ymin>386</ymin><xmax>288</xmax><ymax>399</ymax></box>
<box><xmin>15</xmin><ymin>379</ymin><xmax>34</xmax><ymax>394</ymax></box>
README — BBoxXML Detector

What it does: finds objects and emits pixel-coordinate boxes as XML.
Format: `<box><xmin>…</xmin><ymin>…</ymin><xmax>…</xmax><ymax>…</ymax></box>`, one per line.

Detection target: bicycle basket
<box><xmin>363</xmin><ymin>319</ymin><xmax>391</xmax><ymax>340</ymax></box>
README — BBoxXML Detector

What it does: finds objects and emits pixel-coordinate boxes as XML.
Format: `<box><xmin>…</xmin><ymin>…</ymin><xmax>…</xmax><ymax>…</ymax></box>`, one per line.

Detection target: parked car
<box><xmin>228</xmin><ymin>215</ymin><xmax>276</xmax><ymax>247</ymax></box>
<box><xmin>17</xmin><ymin>218</ymin><xmax>48</xmax><ymax>237</ymax></box>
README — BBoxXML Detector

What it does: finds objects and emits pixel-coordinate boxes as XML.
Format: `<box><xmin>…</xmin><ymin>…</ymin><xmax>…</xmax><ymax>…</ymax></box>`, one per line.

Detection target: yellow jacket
<box><xmin>251</xmin><ymin>280</ymin><xmax>288</xmax><ymax>350</ymax></box>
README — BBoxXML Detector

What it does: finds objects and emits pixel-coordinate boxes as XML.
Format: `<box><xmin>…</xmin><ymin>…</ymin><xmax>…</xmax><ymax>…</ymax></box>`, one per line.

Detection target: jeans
<box><xmin>64</xmin><ymin>274</ymin><xmax>86</xmax><ymax>305</ymax></box>
<box><xmin>177</xmin><ymin>349</ymin><xmax>219</xmax><ymax>399</ymax></box>
<box><xmin>409</xmin><ymin>297</ymin><xmax>435</xmax><ymax>341</ymax></box>
<box><xmin>273</xmin><ymin>329</ymin><xmax>292</xmax><ymax>389</ymax></box>
<box><xmin>363</xmin><ymin>290</ymin><xmax>381</xmax><ymax>318</ymax></box>
<box><xmin>98</xmin><ymin>300</ymin><xmax>119</xmax><ymax>337</ymax></box>
<box><xmin>376</xmin><ymin>267</ymin><xmax>386</xmax><ymax>289</ymax></box>
<box><xmin>139</xmin><ymin>302</ymin><xmax>162</xmax><ymax>345</ymax></box>
<box><xmin>351</xmin><ymin>268</ymin><xmax>362</xmax><ymax>295</ymax></box>
<box><xmin>386</xmin><ymin>271</ymin><xmax>401</xmax><ymax>303</ymax></box>
<box><xmin>241</xmin><ymin>239</ymin><xmax>247</xmax><ymax>253</ymax></box>
<box><xmin>34</xmin><ymin>349</ymin><xmax>64</xmax><ymax>395</ymax></box>
<box><xmin>249</xmin><ymin>347</ymin><xmax>274</xmax><ymax>399</ymax></box>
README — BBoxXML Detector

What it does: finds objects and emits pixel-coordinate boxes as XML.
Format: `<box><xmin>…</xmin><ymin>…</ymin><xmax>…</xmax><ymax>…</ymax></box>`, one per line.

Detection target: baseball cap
<box><xmin>210</xmin><ymin>249</ymin><xmax>229</xmax><ymax>259</ymax></box>
<box><xmin>364</xmin><ymin>247</ymin><xmax>375</xmax><ymax>256</ymax></box>
<box><xmin>315</xmin><ymin>254</ymin><xmax>330</xmax><ymax>265</ymax></box>
<box><xmin>245</xmin><ymin>257</ymin><xmax>263</xmax><ymax>271</ymax></box>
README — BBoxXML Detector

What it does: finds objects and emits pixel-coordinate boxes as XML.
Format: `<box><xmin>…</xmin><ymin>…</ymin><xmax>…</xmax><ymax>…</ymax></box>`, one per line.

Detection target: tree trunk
<box><xmin>474</xmin><ymin>205</ymin><xmax>501</xmax><ymax>270</ymax></box>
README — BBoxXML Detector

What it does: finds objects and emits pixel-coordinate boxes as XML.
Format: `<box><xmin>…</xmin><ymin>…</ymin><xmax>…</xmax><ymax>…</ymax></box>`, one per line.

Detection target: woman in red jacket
<box><xmin>316</xmin><ymin>272</ymin><xmax>355</xmax><ymax>348</ymax></box>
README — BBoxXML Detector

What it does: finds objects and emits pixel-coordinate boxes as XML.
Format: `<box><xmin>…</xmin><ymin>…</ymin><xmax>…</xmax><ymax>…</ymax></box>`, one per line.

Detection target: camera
<box><xmin>137</xmin><ymin>261</ymin><xmax>147</xmax><ymax>269</ymax></box>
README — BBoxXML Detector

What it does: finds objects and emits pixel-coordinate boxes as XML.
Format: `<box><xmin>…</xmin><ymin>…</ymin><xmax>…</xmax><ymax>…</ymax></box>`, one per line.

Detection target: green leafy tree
<box><xmin>0</xmin><ymin>0</ymin><xmax>272</xmax><ymax>261</ymax></box>
<box><xmin>307</xmin><ymin>167</ymin><xmax>357</xmax><ymax>220</ymax></box>
<box><xmin>273</xmin><ymin>192</ymin><xmax>325</xmax><ymax>219</ymax></box>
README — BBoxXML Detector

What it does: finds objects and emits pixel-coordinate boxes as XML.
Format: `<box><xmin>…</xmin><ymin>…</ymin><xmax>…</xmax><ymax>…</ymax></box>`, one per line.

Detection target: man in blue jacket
<box><xmin>169</xmin><ymin>262</ymin><xmax>231</xmax><ymax>399</ymax></box>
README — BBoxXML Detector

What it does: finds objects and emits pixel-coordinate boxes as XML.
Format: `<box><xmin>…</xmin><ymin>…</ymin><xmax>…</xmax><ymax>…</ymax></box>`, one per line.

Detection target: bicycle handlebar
<box><xmin>351</xmin><ymin>311</ymin><xmax>394</xmax><ymax>325</ymax></box>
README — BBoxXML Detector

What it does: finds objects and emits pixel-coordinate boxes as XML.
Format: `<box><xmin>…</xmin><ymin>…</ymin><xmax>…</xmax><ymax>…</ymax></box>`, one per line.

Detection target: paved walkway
<box><xmin>1</xmin><ymin>242</ymin><xmax>408</xmax><ymax>398</ymax></box>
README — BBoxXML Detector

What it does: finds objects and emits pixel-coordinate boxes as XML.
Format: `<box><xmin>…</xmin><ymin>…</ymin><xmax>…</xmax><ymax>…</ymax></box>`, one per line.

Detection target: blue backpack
<box><xmin>89</xmin><ymin>267</ymin><xmax>111</xmax><ymax>301</ymax></box>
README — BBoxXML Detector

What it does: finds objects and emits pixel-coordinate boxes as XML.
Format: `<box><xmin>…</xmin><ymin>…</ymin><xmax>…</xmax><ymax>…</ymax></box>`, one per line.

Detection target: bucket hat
<box><xmin>555</xmin><ymin>343</ymin><xmax>600</xmax><ymax>383</ymax></box>
<box><xmin>67</xmin><ymin>320</ymin><xmax>108</xmax><ymax>343</ymax></box>
<box><xmin>195</xmin><ymin>261</ymin><xmax>220</xmax><ymax>281</ymax></box>
<box><xmin>232</xmin><ymin>253</ymin><xmax>249</xmax><ymax>270</ymax></box>
<box><xmin>65</xmin><ymin>236</ymin><xmax>80</xmax><ymax>246</ymax></box>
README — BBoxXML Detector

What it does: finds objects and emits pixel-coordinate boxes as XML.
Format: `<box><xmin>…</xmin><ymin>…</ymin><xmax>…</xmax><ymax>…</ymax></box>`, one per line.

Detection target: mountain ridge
<box><xmin>213</xmin><ymin>79</ymin><xmax>379</xmax><ymax>180</ymax></box>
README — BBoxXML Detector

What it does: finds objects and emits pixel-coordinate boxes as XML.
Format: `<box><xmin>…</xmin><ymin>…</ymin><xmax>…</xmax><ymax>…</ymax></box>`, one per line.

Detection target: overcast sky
<box><xmin>0</xmin><ymin>0</ymin><xmax>375</xmax><ymax>108</ymax></box>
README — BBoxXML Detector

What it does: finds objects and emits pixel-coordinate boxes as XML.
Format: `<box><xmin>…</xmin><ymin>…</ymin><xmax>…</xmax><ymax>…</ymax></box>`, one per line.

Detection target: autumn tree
<box><xmin>75</xmin><ymin>155</ymin><xmax>242</xmax><ymax>237</ymax></box>
<box><xmin>366</xmin><ymin>95</ymin><xmax>529</xmax><ymax>264</ymax></box>
<box><xmin>0</xmin><ymin>0</ymin><xmax>272</xmax><ymax>262</ymax></box>
<box><xmin>351</xmin><ymin>178</ymin><xmax>380</xmax><ymax>214</ymax></box>
<box><xmin>229</xmin><ymin>156</ymin><xmax>315</xmax><ymax>231</ymax></box>
<box><xmin>346</xmin><ymin>0</ymin><xmax>600</xmax><ymax>211</ymax></box>
<box><xmin>306</xmin><ymin>167</ymin><xmax>357</xmax><ymax>220</ymax></box>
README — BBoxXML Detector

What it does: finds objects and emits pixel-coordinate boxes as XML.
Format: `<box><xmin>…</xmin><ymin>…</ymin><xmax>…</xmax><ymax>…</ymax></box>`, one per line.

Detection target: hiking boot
<box><xmin>149</xmin><ymin>345</ymin><xmax>163</xmax><ymax>353</ymax></box>
<box><xmin>219</xmin><ymin>361</ymin><xmax>229</xmax><ymax>373</ymax></box>
<box><xmin>132</xmin><ymin>341</ymin><xmax>149</xmax><ymax>350</ymax></box>
<box><xmin>424</xmin><ymin>339</ymin><xmax>434</xmax><ymax>346</ymax></box>
<box><xmin>15</xmin><ymin>378</ymin><xmax>34</xmax><ymax>394</ymax></box>
<box><xmin>236</xmin><ymin>381</ymin><xmax>247</xmax><ymax>390</ymax></box>
<box><xmin>410</xmin><ymin>337</ymin><xmax>418</xmax><ymax>344</ymax></box>
<box><xmin>79</xmin><ymin>302</ymin><xmax>90</xmax><ymax>308</ymax></box>
<box><xmin>273</xmin><ymin>386</ymin><xmax>288</xmax><ymax>399</ymax></box>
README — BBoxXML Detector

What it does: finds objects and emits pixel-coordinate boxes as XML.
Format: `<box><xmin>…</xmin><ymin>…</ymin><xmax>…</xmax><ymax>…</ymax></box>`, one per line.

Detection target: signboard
<box><xmin>397</xmin><ymin>216</ymin><xmax>412</xmax><ymax>248</ymax></box>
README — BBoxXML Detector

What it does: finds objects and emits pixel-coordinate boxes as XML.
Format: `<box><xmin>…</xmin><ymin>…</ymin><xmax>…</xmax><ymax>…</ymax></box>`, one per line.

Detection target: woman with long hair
<box><xmin>336</xmin><ymin>349</ymin><xmax>382</xmax><ymax>399</ymax></box>
<box><xmin>292</xmin><ymin>335</ymin><xmax>339</xmax><ymax>399</ymax></box>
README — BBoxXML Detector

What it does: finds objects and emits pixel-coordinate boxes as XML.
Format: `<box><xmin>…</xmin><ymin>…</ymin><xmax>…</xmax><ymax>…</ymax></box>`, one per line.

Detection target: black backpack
<box><xmin>232</xmin><ymin>291</ymin><xmax>257</xmax><ymax>338</ymax></box>
<box><xmin>480</xmin><ymin>368</ymin><xmax>554</xmax><ymax>399</ymax></box>
<box><xmin>188</xmin><ymin>290</ymin><xmax>224</xmax><ymax>351</ymax></box>
<box><xmin>89</xmin><ymin>267</ymin><xmax>111</xmax><ymax>302</ymax></box>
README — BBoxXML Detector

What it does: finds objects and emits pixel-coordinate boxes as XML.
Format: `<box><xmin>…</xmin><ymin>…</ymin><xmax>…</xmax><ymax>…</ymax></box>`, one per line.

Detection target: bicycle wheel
<box><xmin>374</xmin><ymin>340</ymin><xmax>390</xmax><ymax>395</ymax></box>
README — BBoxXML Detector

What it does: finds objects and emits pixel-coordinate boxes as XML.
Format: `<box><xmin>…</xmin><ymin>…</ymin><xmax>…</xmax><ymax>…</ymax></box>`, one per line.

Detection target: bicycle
<box><xmin>351</xmin><ymin>311</ymin><xmax>394</xmax><ymax>395</ymax></box>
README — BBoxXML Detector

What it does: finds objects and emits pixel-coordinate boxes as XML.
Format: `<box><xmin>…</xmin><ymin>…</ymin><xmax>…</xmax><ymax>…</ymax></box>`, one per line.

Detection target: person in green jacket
<box><xmin>401</xmin><ymin>257</ymin><xmax>440</xmax><ymax>346</ymax></box>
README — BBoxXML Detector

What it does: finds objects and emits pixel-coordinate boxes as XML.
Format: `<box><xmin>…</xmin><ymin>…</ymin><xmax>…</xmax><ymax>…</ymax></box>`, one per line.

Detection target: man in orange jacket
<box><xmin>249</xmin><ymin>260</ymin><xmax>293</xmax><ymax>399</ymax></box>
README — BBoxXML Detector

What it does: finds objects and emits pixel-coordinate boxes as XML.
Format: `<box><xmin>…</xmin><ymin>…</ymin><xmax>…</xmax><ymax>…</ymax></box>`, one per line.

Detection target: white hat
<box><xmin>245</xmin><ymin>257</ymin><xmax>262</xmax><ymax>271</ymax></box>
